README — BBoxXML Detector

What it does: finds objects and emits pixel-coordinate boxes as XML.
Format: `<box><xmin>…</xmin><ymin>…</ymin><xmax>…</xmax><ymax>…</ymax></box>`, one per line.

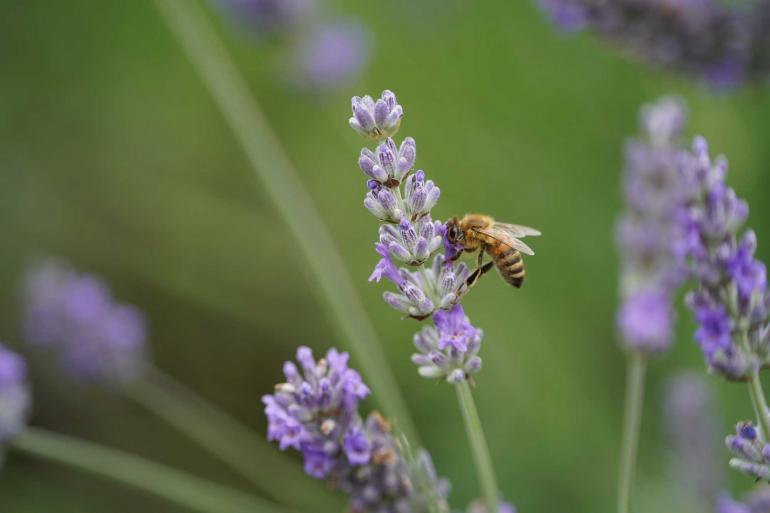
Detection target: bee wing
<box><xmin>495</xmin><ymin>223</ymin><xmax>542</xmax><ymax>238</ymax></box>
<box><xmin>471</xmin><ymin>226</ymin><xmax>536</xmax><ymax>256</ymax></box>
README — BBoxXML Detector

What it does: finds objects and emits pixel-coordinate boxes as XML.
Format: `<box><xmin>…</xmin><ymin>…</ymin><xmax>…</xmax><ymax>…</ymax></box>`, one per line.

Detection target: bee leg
<box><xmin>466</xmin><ymin>259</ymin><xmax>494</xmax><ymax>289</ymax></box>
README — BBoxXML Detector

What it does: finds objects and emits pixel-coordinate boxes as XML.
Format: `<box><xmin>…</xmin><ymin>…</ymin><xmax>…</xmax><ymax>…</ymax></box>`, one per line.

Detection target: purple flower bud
<box><xmin>349</xmin><ymin>90</ymin><xmax>403</xmax><ymax>140</ymax></box>
<box><xmin>343</xmin><ymin>425</ymin><xmax>371</xmax><ymax>465</ymax></box>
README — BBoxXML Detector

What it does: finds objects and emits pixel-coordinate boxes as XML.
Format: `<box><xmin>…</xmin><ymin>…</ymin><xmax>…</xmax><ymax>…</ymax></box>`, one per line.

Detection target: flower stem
<box><xmin>10</xmin><ymin>427</ymin><xmax>292</xmax><ymax>513</ymax></box>
<box><xmin>617</xmin><ymin>353</ymin><xmax>646</xmax><ymax>513</ymax></box>
<box><xmin>127</xmin><ymin>367</ymin><xmax>344</xmax><ymax>512</ymax></box>
<box><xmin>151</xmin><ymin>0</ymin><xmax>418</xmax><ymax>445</ymax></box>
<box><xmin>747</xmin><ymin>371</ymin><xmax>770</xmax><ymax>441</ymax></box>
<box><xmin>455</xmin><ymin>380</ymin><xmax>499</xmax><ymax>513</ymax></box>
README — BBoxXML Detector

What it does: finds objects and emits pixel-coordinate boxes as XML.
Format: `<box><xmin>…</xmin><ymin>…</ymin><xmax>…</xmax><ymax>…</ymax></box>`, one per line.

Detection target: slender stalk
<box><xmin>747</xmin><ymin>371</ymin><xmax>770</xmax><ymax>441</ymax></box>
<box><xmin>151</xmin><ymin>0</ymin><xmax>418</xmax><ymax>445</ymax></box>
<box><xmin>617</xmin><ymin>353</ymin><xmax>646</xmax><ymax>513</ymax></box>
<box><xmin>455</xmin><ymin>381</ymin><xmax>499</xmax><ymax>513</ymax></box>
<box><xmin>126</xmin><ymin>367</ymin><xmax>344</xmax><ymax>512</ymax></box>
<box><xmin>10</xmin><ymin>427</ymin><xmax>292</xmax><ymax>513</ymax></box>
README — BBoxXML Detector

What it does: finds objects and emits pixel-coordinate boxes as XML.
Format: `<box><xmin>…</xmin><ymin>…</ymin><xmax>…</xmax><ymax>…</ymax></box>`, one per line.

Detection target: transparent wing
<box><xmin>495</xmin><ymin>222</ymin><xmax>542</xmax><ymax>238</ymax></box>
<box><xmin>472</xmin><ymin>226</ymin><xmax>536</xmax><ymax>256</ymax></box>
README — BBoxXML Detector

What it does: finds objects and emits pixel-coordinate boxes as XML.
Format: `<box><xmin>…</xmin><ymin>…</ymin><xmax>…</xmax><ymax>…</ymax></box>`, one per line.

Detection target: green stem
<box><xmin>455</xmin><ymin>381</ymin><xmax>499</xmax><ymax>513</ymax></box>
<box><xmin>617</xmin><ymin>353</ymin><xmax>646</xmax><ymax>513</ymax></box>
<box><xmin>10</xmin><ymin>427</ymin><xmax>291</xmax><ymax>513</ymax></box>
<box><xmin>747</xmin><ymin>371</ymin><xmax>770</xmax><ymax>441</ymax></box>
<box><xmin>127</xmin><ymin>367</ymin><xmax>344</xmax><ymax>512</ymax></box>
<box><xmin>151</xmin><ymin>0</ymin><xmax>418</xmax><ymax>445</ymax></box>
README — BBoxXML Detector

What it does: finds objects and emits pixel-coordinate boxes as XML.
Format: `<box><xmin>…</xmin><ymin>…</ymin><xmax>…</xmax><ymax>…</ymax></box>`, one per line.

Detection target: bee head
<box><xmin>446</xmin><ymin>217</ymin><xmax>464</xmax><ymax>243</ymax></box>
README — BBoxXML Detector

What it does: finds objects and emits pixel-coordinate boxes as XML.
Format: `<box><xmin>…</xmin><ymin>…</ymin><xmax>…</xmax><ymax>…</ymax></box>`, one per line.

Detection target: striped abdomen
<box><xmin>489</xmin><ymin>245</ymin><xmax>525</xmax><ymax>288</ymax></box>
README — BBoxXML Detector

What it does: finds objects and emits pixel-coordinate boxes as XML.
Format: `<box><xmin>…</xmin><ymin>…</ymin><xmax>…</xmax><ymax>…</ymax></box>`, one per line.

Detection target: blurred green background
<box><xmin>2</xmin><ymin>0</ymin><xmax>770</xmax><ymax>512</ymax></box>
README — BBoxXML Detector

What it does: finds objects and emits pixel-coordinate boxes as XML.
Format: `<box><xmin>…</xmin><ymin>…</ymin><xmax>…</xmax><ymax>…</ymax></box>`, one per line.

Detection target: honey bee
<box><xmin>445</xmin><ymin>214</ymin><xmax>541</xmax><ymax>288</ymax></box>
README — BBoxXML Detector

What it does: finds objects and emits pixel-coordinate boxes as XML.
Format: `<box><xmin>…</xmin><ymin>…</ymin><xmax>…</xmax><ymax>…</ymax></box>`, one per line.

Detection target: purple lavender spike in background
<box><xmin>0</xmin><ymin>344</ymin><xmax>31</xmax><ymax>452</ymax></box>
<box><xmin>717</xmin><ymin>487</ymin><xmax>770</xmax><ymax>513</ymax></box>
<box><xmin>291</xmin><ymin>19</ymin><xmax>369</xmax><ymax>92</ymax></box>
<box><xmin>663</xmin><ymin>372</ymin><xmax>722</xmax><ymax>506</ymax></box>
<box><xmin>615</xmin><ymin>97</ymin><xmax>687</xmax><ymax>354</ymax></box>
<box><xmin>535</xmin><ymin>0</ymin><xmax>770</xmax><ymax>88</ymax></box>
<box><xmin>678</xmin><ymin>137</ymin><xmax>770</xmax><ymax>380</ymax></box>
<box><xmin>22</xmin><ymin>260</ymin><xmax>148</xmax><ymax>384</ymax></box>
<box><xmin>219</xmin><ymin>0</ymin><xmax>314</xmax><ymax>35</ymax></box>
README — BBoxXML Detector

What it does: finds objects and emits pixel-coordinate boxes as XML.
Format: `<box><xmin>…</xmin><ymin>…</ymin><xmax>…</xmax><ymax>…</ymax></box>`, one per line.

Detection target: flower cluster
<box><xmin>350</xmin><ymin>90</ymin><xmax>486</xmax><ymax>383</ymax></box>
<box><xmin>220</xmin><ymin>0</ymin><xmax>369</xmax><ymax>92</ymax></box>
<box><xmin>263</xmin><ymin>346</ymin><xmax>449</xmax><ymax>512</ymax></box>
<box><xmin>663</xmin><ymin>372</ymin><xmax>722</xmax><ymax>502</ymax></box>
<box><xmin>717</xmin><ymin>487</ymin><xmax>770</xmax><ymax>513</ymax></box>
<box><xmin>726</xmin><ymin>421</ymin><xmax>770</xmax><ymax>481</ymax></box>
<box><xmin>615</xmin><ymin>97</ymin><xmax>688</xmax><ymax>354</ymax></box>
<box><xmin>412</xmin><ymin>305</ymin><xmax>483</xmax><ymax>384</ymax></box>
<box><xmin>678</xmin><ymin>138</ymin><xmax>770</xmax><ymax>380</ymax></box>
<box><xmin>22</xmin><ymin>260</ymin><xmax>148</xmax><ymax>384</ymax></box>
<box><xmin>536</xmin><ymin>0</ymin><xmax>770</xmax><ymax>88</ymax></box>
<box><xmin>0</xmin><ymin>344</ymin><xmax>31</xmax><ymax>461</ymax></box>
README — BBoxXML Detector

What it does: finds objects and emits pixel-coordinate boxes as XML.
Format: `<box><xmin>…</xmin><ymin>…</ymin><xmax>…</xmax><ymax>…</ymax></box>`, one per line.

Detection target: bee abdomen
<box><xmin>494</xmin><ymin>247</ymin><xmax>525</xmax><ymax>288</ymax></box>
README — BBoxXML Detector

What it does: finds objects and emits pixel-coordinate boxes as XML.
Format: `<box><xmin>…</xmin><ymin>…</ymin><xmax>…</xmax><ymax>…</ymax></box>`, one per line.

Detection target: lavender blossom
<box><xmin>350</xmin><ymin>90</ymin><xmax>403</xmax><ymax>141</ymax></box>
<box><xmin>678</xmin><ymin>137</ymin><xmax>770</xmax><ymax>380</ymax></box>
<box><xmin>716</xmin><ymin>488</ymin><xmax>770</xmax><ymax>513</ymax></box>
<box><xmin>411</xmin><ymin>305</ymin><xmax>483</xmax><ymax>384</ymax></box>
<box><xmin>263</xmin><ymin>346</ymin><xmax>449</xmax><ymax>512</ymax></box>
<box><xmin>22</xmin><ymin>260</ymin><xmax>147</xmax><ymax>384</ymax></box>
<box><xmin>0</xmin><ymin>344</ymin><xmax>31</xmax><ymax>453</ymax></box>
<box><xmin>220</xmin><ymin>0</ymin><xmax>313</xmax><ymax>34</ymax></box>
<box><xmin>726</xmin><ymin>420</ymin><xmax>770</xmax><ymax>480</ymax></box>
<box><xmin>616</xmin><ymin>97</ymin><xmax>687</xmax><ymax>354</ymax></box>
<box><xmin>663</xmin><ymin>372</ymin><xmax>722</xmax><ymax>503</ymax></box>
<box><xmin>379</xmin><ymin>218</ymin><xmax>443</xmax><ymax>266</ymax></box>
<box><xmin>372</xmin><ymin>253</ymin><xmax>471</xmax><ymax>320</ymax></box>
<box><xmin>359</xmin><ymin>138</ymin><xmax>416</xmax><ymax>188</ymax></box>
<box><xmin>536</xmin><ymin>0</ymin><xmax>770</xmax><ymax>88</ymax></box>
<box><xmin>292</xmin><ymin>20</ymin><xmax>368</xmax><ymax>91</ymax></box>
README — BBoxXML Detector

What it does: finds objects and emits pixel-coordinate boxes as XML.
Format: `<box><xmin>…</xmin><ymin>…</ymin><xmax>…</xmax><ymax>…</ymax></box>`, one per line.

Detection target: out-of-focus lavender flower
<box><xmin>716</xmin><ymin>488</ymin><xmax>770</xmax><ymax>513</ymax></box>
<box><xmin>0</xmin><ymin>344</ymin><xmax>30</xmax><ymax>452</ymax></box>
<box><xmin>411</xmin><ymin>304</ymin><xmax>483</xmax><ymax>384</ymax></box>
<box><xmin>263</xmin><ymin>346</ymin><xmax>449</xmax><ymax>512</ymax></box>
<box><xmin>292</xmin><ymin>19</ymin><xmax>369</xmax><ymax>92</ymax></box>
<box><xmin>22</xmin><ymin>260</ymin><xmax>147</xmax><ymax>384</ymax></box>
<box><xmin>616</xmin><ymin>97</ymin><xmax>687</xmax><ymax>354</ymax></box>
<box><xmin>678</xmin><ymin>137</ymin><xmax>770</xmax><ymax>380</ymax></box>
<box><xmin>220</xmin><ymin>0</ymin><xmax>314</xmax><ymax>35</ymax></box>
<box><xmin>466</xmin><ymin>499</ymin><xmax>517</xmax><ymax>513</ymax></box>
<box><xmin>350</xmin><ymin>90</ymin><xmax>403</xmax><ymax>141</ymax></box>
<box><xmin>536</xmin><ymin>0</ymin><xmax>770</xmax><ymax>88</ymax></box>
<box><xmin>663</xmin><ymin>372</ymin><xmax>722</xmax><ymax>503</ymax></box>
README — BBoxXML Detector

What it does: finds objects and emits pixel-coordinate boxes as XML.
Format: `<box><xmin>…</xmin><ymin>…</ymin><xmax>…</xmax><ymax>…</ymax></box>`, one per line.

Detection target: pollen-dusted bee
<box><xmin>445</xmin><ymin>214</ymin><xmax>541</xmax><ymax>288</ymax></box>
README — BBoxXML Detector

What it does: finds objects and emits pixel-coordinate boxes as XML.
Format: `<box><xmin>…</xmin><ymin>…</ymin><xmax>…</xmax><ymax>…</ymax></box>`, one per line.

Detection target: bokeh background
<box><xmin>2</xmin><ymin>1</ymin><xmax>770</xmax><ymax>512</ymax></box>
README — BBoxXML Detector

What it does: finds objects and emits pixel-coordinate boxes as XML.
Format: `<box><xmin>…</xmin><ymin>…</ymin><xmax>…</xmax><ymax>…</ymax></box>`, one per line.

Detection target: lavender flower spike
<box><xmin>678</xmin><ymin>137</ymin><xmax>770</xmax><ymax>380</ymax></box>
<box><xmin>412</xmin><ymin>304</ymin><xmax>482</xmax><ymax>383</ymax></box>
<box><xmin>615</xmin><ymin>96</ymin><xmax>687</xmax><ymax>354</ymax></box>
<box><xmin>22</xmin><ymin>260</ymin><xmax>148</xmax><ymax>384</ymax></box>
<box><xmin>264</xmin><ymin>346</ymin><xmax>450</xmax><ymax>512</ymax></box>
<box><xmin>467</xmin><ymin>499</ymin><xmax>517</xmax><ymax>513</ymax></box>
<box><xmin>0</xmin><ymin>344</ymin><xmax>31</xmax><ymax>460</ymax></box>
<box><xmin>349</xmin><ymin>90</ymin><xmax>403</xmax><ymax>141</ymax></box>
